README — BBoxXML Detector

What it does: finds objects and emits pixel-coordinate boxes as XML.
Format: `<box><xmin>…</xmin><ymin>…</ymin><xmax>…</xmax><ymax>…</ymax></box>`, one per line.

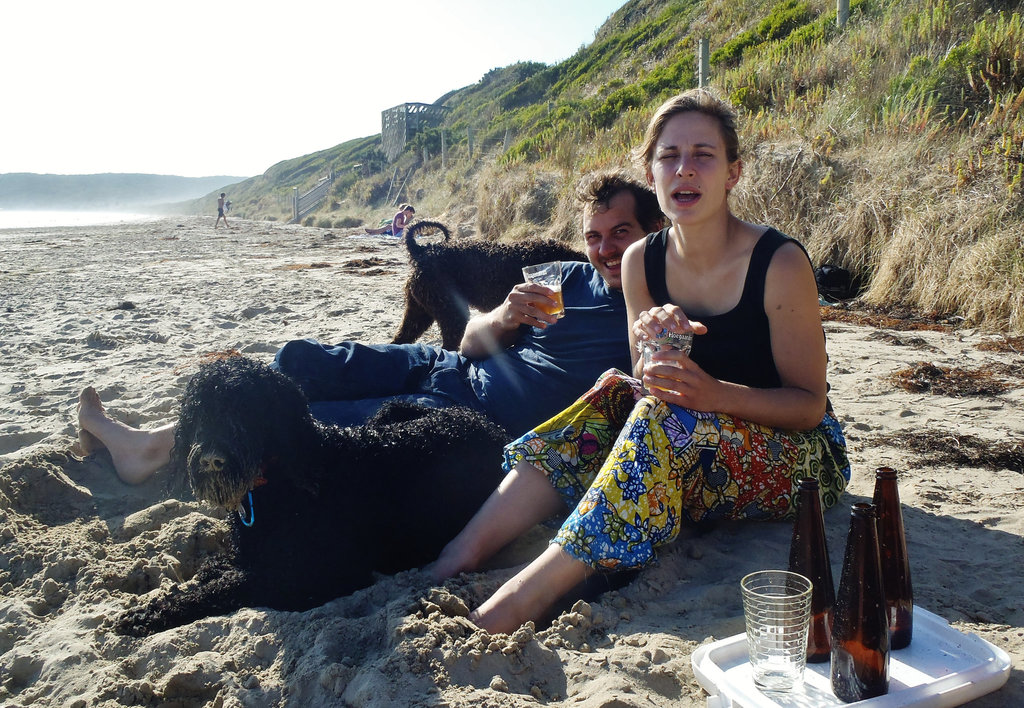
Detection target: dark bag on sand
<box><xmin>815</xmin><ymin>264</ymin><xmax>854</xmax><ymax>301</ymax></box>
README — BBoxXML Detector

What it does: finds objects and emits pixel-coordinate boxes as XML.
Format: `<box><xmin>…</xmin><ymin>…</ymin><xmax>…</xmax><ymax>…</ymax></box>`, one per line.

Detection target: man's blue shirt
<box><xmin>469</xmin><ymin>261</ymin><xmax>631</xmax><ymax>434</ymax></box>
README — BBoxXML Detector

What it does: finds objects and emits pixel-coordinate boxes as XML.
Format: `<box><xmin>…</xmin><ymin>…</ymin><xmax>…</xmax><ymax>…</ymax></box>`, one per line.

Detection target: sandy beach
<box><xmin>1</xmin><ymin>216</ymin><xmax>1021</xmax><ymax>707</ymax></box>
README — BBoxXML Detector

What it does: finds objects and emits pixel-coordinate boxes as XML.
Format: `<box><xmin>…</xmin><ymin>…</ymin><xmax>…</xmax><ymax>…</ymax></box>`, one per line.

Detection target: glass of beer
<box><xmin>522</xmin><ymin>261</ymin><xmax>564</xmax><ymax>318</ymax></box>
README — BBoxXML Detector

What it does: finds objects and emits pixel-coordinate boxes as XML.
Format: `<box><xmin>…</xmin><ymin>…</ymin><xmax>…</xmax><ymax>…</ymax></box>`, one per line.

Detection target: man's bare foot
<box><xmin>77</xmin><ymin>387</ymin><xmax>107</xmax><ymax>455</ymax></box>
<box><xmin>76</xmin><ymin>387</ymin><xmax>175</xmax><ymax>485</ymax></box>
<box><xmin>429</xmin><ymin>537</ymin><xmax>481</xmax><ymax>583</ymax></box>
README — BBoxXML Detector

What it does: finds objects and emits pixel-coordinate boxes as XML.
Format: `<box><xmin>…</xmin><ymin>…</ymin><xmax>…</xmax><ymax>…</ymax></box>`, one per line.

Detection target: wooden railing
<box><xmin>290</xmin><ymin>170</ymin><xmax>334</xmax><ymax>223</ymax></box>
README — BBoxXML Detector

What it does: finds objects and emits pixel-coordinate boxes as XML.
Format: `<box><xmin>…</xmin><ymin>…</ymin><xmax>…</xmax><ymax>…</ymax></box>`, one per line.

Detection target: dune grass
<box><xmin>222</xmin><ymin>0</ymin><xmax>1024</xmax><ymax>332</ymax></box>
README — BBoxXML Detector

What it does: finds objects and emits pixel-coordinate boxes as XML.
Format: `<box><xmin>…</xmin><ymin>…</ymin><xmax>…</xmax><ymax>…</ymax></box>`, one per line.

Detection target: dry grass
<box><xmin>871</xmin><ymin>430</ymin><xmax>1024</xmax><ymax>473</ymax></box>
<box><xmin>475</xmin><ymin>164</ymin><xmax>566</xmax><ymax>242</ymax></box>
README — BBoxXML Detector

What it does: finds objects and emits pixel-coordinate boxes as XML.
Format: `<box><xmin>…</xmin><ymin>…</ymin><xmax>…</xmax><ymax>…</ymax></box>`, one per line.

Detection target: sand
<box><xmin>1</xmin><ymin>216</ymin><xmax>1021</xmax><ymax>707</ymax></box>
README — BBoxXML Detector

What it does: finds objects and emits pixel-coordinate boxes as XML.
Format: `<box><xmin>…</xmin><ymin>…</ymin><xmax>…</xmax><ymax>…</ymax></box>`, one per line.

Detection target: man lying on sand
<box><xmin>78</xmin><ymin>170</ymin><xmax>665</xmax><ymax>484</ymax></box>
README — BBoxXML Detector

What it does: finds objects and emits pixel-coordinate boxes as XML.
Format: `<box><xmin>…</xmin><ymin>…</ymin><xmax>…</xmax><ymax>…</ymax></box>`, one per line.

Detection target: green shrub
<box><xmin>888</xmin><ymin>11</ymin><xmax>1024</xmax><ymax>122</ymax></box>
<box><xmin>712</xmin><ymin>29</ymin><xmax>759</xmax><ymax>66</ymax></box>
<box><xmin>731</xmin><ymin>85</ymin><xmax>772</xmax><ymax>112</ymax></box>
<box><xmin>756</xmin><ymin>0</ymin><xmax>814</xmax><ymax>41</ymax></box>
<box><xmin>592</xmin><ymin>83</ymin><xmax>648</xmax><ymax>128</ymax></box>
<box><xmin>640</xmin><ymin>51</ymin><xmax>696</xmax><ymax>98</ymax></box>
<box><xmin>712</xmin><ymin>0</ymin><xmax>815</xmax><ymax>67</ymax></box>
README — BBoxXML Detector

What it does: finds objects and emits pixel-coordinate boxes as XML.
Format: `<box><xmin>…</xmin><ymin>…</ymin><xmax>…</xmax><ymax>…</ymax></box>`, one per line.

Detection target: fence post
<box><xmin>698</xmin><ymin>37</ymin><xmax>710</xmax><ymax>87</ymax></box>
<box><xmin>837</xmin><ymin>0</ymin><xmax>849</xmax><ymax>28</ymax></box>
<box><xmin>292</xmin><ymin>187</ymin><xmax>298</xmax><ymax>222</ymax></box>
<box><xmin>441</xmin><ymin>130</ymin><xmax>447</xmax><ymax>169</ymax></box>
<box><xmin>467</xmin><ymin>127</ymin><xmax>474</xmax><ymax>159</ymax></box>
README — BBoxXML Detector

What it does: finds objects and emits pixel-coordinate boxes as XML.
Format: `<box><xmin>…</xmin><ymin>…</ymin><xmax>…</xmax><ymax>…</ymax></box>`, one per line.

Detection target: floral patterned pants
<box><xmin>502</xmin><ymin>370</ymin><xmax>850</xmax><ymax>571</ymax></box>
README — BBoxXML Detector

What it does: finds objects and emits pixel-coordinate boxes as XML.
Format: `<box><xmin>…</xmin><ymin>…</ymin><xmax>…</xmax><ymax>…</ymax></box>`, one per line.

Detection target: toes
<box><xmin>79</xmin><ymin>386</ymin><xmax>103</xmax><ymax>411</ymax></box>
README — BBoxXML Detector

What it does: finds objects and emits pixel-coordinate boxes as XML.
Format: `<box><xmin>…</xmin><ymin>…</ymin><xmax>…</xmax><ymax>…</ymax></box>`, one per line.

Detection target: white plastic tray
<box><xmin>691</xmin><ymin>606</ymin><xmax>1011</xmax><ymax>707</ymax></box>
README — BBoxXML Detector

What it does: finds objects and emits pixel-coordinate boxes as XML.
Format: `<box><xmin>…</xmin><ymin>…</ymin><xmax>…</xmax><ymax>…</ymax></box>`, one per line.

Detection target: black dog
<box><xmin>117</xmin><ymin>356</ymin><xmax>507</xmax><ymax>637</ymax></box>
<box><xmin>392</xmin><ymin>220</ymin><xmax>586</xmax><ymax>349</ymax></box>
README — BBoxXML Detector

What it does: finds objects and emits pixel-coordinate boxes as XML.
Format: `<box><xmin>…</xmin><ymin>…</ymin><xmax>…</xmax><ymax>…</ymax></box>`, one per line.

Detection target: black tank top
<box><xmin>643</xmin><ymin>227</ymin><xmax>809</xmax><ymax>389</ymax></box>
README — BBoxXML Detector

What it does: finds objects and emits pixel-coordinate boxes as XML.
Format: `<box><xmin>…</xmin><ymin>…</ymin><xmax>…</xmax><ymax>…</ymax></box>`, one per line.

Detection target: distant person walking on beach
<box><xmin>215</xmin><ymin>193</ymin><xmax>229</xmax><ymax>228</ymax></box>
<box><xmin>365</xmin><ymin>204</ymin><xmax>415</xmax><ymax>236</ymax></box>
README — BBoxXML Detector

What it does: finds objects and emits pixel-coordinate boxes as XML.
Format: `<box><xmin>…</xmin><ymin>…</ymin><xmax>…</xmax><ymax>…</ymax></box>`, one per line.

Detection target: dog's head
<box><xmin>172</xmin><ymin>356</ymin><xmax>320</xmax><ymax>512</ymax></box>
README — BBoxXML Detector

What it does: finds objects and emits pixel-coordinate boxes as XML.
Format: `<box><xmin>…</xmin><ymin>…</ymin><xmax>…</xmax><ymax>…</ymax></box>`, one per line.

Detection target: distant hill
<box><xmin>0</xmin><ymin>173</ymin><xmax>248</xmax><ymax>210</ymax></box>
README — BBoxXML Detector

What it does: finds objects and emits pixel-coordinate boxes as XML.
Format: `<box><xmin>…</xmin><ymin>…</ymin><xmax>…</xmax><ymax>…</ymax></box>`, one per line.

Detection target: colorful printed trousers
<box><xmin>502</xmin><ymin>370</ymin><xmax>850</xmax><ymax>571</ymax></box>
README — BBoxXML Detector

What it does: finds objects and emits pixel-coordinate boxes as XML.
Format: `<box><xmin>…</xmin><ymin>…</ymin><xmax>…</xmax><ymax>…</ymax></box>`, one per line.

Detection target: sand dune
<box><xmin>1</xmin><ymin>217</ymin><xmax>1020</xmax><ymax>706</ymax></box>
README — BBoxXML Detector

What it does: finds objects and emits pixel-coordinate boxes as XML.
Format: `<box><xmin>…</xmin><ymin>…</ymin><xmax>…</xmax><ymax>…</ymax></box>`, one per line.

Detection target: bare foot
<box><xmin>470</xmin><ymin>545</ymin><xmax>592</xmax><ymax>634</ymax></box>
<box><xmin>76</xmin><ymin>387</ymin><xmax>175</xmax><ymax>485</ymax></box>
<box><xmin>77</xmin><ymin>387</ymin><xmax>107</xmax><ymax>455</ymax></box>
<box><xmin>429</xmin><ymin>539</ymin><xmax>480</xmax><ymax>583</ymax></box>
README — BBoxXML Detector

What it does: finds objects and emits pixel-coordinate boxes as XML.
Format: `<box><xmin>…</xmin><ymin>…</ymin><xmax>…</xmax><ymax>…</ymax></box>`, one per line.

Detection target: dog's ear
<box><xmin>274</xmin><ymin>413</ymin><xmax>325</xmax><ymax>497</ymax></box>
<box><xmin>254</xmin><ymin>364</ymin><xmax>326</xmax><ymax>496</ymax></box>
<box><xmin>168</xmin><ymin>368</ymin><xmax>208</xmax><ymax>474</ymax></box>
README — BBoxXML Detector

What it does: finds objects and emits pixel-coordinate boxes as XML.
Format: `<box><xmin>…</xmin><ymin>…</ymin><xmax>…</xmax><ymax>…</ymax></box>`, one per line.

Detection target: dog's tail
<box><xmin>403</xmin><ymin>220</ymin><xmax>451</xmax><ymax>257</ymax></box>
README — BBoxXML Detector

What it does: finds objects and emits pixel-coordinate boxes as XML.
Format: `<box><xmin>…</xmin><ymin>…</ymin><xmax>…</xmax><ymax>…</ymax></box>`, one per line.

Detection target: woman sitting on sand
<box><xmin>364</xmin><ymin>203</ymin><xmax>415</xmax><ymax>236</ymax></box>
<box><xmin>431</xmin><ymin>89</ymin><xmax>850</xmax><ymax>634</ymax></box>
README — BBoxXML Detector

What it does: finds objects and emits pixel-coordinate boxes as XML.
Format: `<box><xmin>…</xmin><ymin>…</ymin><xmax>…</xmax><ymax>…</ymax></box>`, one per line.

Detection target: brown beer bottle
<box><xmin>831</xmin><ymin>503</ymin><xmax>889</xmax><ymax>702</ymax></box>
<box><xmin>873</xmin><ymin>466</ymin><xmax>914</xmax><ymax>649</ymax></box>
<box><xmin>788</xmin><ymin>477</ymin><xmax>835</xmax><ymax>663</ymax></box>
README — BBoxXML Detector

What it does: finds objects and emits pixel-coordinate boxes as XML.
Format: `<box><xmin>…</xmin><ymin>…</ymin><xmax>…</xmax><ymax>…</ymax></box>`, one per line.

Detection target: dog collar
<box><xmin>238</xmin><ymin>491</ymin><xmax>256</xmax><ymax>527</ymax></box>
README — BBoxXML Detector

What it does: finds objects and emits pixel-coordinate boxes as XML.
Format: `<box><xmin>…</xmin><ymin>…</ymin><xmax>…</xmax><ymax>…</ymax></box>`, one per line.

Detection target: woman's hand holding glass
<box><xmin>633</xmin><ymin>304</ymin><xmax>717</xmax><ymax>406</ymax></box>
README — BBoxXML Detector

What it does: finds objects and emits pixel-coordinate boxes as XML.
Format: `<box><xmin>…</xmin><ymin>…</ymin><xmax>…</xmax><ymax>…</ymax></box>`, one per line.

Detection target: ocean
<box><xmin>0</xmin><ymin>210</ymin><xmax>161</xmax><ymax>231</ymax></box>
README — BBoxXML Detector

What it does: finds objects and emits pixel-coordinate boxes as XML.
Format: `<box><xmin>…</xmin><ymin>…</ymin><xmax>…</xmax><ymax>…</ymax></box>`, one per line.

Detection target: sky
<box><xmin>1</xmin><ymin>0</ymin><xmax>626</xmax><ymax>178</ymax></box>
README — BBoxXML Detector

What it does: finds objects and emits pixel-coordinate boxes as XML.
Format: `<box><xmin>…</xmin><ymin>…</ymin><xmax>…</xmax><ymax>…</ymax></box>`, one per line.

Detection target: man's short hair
<box><xmin>575</xmin><ymin>169</ymin><xmax>664</xmax><ymax>233</ymax></box>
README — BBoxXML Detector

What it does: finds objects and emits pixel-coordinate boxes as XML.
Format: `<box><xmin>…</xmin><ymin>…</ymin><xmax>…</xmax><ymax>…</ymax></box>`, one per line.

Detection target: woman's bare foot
<box><xmin>77</xmin><ymin>387</ymin><xmax>175</xmax><ymax>485</ymax></box>
<box><xmin>470</xmin><ymin>545</ymin><xmax>593</xmax><ymax>635</ymax></box>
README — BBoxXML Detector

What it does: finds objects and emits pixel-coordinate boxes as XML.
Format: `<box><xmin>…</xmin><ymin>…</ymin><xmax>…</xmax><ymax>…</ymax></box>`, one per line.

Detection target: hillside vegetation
<box><xmin>203</xmin><ymin>0</ymin><xmax>1024</xmax><ymax>333</ymax></box>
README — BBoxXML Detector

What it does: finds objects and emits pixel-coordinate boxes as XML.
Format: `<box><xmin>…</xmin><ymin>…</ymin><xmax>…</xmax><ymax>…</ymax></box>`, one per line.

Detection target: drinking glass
<box><xmin>522</xmin><ymin>261</ymin><xmax>564</xmax><ymax>318</ymax></box>
<box><xmin>740</xmin><ymin>570</ymin><xmax>813</xmax><ymax>692</ymax></box>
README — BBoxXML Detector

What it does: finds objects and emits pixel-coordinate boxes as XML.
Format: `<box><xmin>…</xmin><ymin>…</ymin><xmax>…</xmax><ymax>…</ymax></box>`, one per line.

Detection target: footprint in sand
<box><xmin>0</xmin><ymin>429</ymin><xmax>49</xmax><ymax>456</ymax></box>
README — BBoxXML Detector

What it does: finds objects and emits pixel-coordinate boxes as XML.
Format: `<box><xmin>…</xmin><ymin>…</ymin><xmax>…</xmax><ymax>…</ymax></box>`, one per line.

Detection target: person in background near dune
<box><xmin>77</xmin><ymin>171</ymin><xmax>665</xmax><ymax>485</ymax></box>
<box><xmin>364</xmin><ymin>203</ymin><xmax>415</xmax><ymax>236</ymax></box>
<box><xmin>431</xmin><ymin>88</ymin><xmax>851</xmax><ymax>634</ymax></box>
<box><xmin>215</xmin><ymin>193</ymin><xmax>229</xmax><ymax>228</ymax></box>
